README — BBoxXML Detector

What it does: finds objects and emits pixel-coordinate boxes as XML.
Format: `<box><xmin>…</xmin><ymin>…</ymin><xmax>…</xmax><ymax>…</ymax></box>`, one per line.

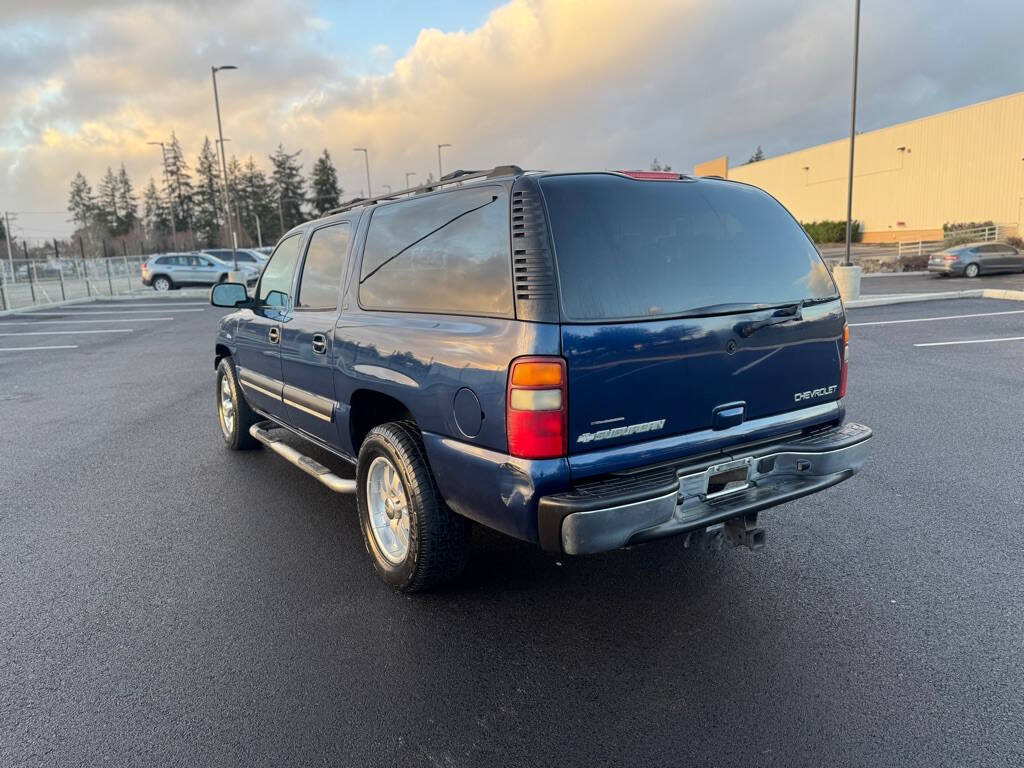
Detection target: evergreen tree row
<box><xmin>67</xmin><ymin>136</ymin><xmax>343</xmax><ymax>255</ymax></box>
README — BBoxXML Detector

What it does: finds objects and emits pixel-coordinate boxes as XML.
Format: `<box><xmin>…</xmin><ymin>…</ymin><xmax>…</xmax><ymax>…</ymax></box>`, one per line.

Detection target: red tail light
<box><xmin>839</xmin><ymin>324</ymin><xmax>850</xmax><ymax>398</ymax></box>
<box><xmin>506</xmin><ymin>356</ymin><xmax>567</xmax><ymax>459</ymax></box>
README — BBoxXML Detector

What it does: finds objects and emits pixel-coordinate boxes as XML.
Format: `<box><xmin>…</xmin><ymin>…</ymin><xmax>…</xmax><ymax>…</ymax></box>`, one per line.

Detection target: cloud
<box><xmin>1</xmin><ymin>0</ymin><xmax>1023</xmax><ymax>240</ymax></box>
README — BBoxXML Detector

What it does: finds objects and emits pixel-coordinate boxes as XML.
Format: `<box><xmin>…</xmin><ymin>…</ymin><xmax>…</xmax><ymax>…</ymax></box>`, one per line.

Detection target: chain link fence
<box><xmin>0</xmin><ymin>256</ymin><xmax>148</xmax><ymax>311</ymax></box>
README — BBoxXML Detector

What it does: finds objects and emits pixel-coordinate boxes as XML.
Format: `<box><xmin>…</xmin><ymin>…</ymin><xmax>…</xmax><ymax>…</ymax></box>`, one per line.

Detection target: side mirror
<box><xmin>210</xmin><ymin>282</ymin><xmax>251</xmax><ymax>308</ymax></box>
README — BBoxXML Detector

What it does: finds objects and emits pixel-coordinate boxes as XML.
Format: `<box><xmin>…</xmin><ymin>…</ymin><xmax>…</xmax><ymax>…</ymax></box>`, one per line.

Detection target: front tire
<box><xmin>964</xmin><ymin>263</ymin><xmax>980</xmax><ymax>278</ymax></box>
<box><xmin>216</xmin><ymin>358</ymin><xmax>259</xmax><ymax>450</ymax></box>
<box><xmin>357</xmin><ymin>422</ymin><xmax>470</xmax><ymax>592</ymax></box>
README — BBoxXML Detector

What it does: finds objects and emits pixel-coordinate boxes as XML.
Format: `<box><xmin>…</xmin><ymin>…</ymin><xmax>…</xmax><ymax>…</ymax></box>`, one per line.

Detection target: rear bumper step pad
<box><xmin>539</xmin><ymin>422</ymin><xmax>872</xmax><ymax>554</ymax></box>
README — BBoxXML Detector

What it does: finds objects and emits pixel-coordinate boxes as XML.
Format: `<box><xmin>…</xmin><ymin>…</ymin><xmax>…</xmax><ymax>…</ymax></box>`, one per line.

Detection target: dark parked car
<box><xmin>210</xmin><ymin>166</ymin><xmax>872</xmax><ymax>591</ymax></box>
<box><xmin>927</xmin><ymin>241</ymin><xmax>1024</xmax><ymax>277</ymax></box>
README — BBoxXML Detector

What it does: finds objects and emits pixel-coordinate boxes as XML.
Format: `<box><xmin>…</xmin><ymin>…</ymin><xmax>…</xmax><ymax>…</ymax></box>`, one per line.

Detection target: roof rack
<box><xmin>325</xmin><ymin>164</ymin><xmax>525</xmax><ymax>216</ymax></box>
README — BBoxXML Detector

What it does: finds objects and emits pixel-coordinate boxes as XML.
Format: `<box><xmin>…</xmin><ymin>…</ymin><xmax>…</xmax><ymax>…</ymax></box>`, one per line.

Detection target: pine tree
<box><xmin>269</xmin><ymin>144</ymin><xmax>306</xmax><ymax>231</ymax></box>
<box><xmin>746</xmin><ymin>146</ymin><xmax>765</xmax><ymax>164</ymax></box>
<box><xmin>309</xmin><ymin>149</ymin><xmax>341</xmax><ymax>215</ymax></box>
<box><xmin>194</xmin><ymin>136</ymin><xmax>223</xmax><ymax>247</ymax></box>
<box><xmin>142</xmin><ymin>177</ymin><xmax>171</xmax><ymax>245</ymax></box>
<box><xmin>96</xmin><ymin>167</ymin><xmax>119</xmax><ymax>235</ymax></box>
<box><xmin>115</xmin><ymin>163</ymin><xmax>138</xmax><ymax>236</ymax></box>
<box><xmin>68</xmin><ymin>173</ymin><xmax>95</xmax><ymax>230</ymax></box>
<box><xmin>163</xmin><ymin>132</ymin><xmax>195</xmax><ymax>237</ymax></box>
<box><xmin>650</xmin><ymin>158</ymin><xmax>672</xmax><ymax>172</ymax></box>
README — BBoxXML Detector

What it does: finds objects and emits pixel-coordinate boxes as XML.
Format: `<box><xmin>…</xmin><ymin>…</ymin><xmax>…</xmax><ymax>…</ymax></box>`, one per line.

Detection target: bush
<box><xmin>899</xmin><ymin>254</ymin><xmax>929</xmax><ymax>271</ymax></box>
<box><xmin>801</xmin><ymin>220</ymin><xmax>860</xmax><ymax>244</ymax></box>
<box><xmin>1007</xmin><ymin>236</ymin><xmax>1023</xmax><ymax>249</ymax></box>
<box><xmin>943</xmin><ymin>220</ymin><xmax>994</xmax><ymax>234</ymax></box>
<box><xmin>944</xmin><ymin>235</ymin><xmax>976</xmax><ymax>247</ymax></box>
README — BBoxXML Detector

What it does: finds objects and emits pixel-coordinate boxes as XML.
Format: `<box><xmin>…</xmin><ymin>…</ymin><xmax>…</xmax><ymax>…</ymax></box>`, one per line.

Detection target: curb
<box><xmin>860</xmin><ymin>271</ymin><xmax>930</xmax><ymax>278</ymax></box>
<box><xmin>846</xmin><ymin>288</ymin><xmax>1024</xmax><ymax>309</ymax></box>
<box><xmin>0</xmin><ymin>288</ymin><xmax>208</xmax><ymax>317</ymax></box>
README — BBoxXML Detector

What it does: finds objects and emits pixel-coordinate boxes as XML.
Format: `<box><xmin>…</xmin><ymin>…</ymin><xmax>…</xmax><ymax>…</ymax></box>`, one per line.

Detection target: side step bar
<box><xmin>249</xmin><ymin>422</ymin><xmax>356</xmax><ymax>494</ymax></box>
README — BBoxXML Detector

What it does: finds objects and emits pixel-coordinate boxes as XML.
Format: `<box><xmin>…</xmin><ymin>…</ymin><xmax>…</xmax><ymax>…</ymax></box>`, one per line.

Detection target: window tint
<box><xmin>258</xmin><ymin>234</ymin><xmax>303</xmax><ymax>307</ymax></box>
<box><xmin>359</xmin><ymin>186</ymin><xmax>513</xmax><ymax>316</ymax></box>
<box><xmin>540</xmin><ymin>174</ymin><xmax>837</xmax><ymax>321</ymax></box>
<box><xmin>156</xmin><ymin>256</ymin><xmax>173</xmax><ymax>266</ymax></box>
<box><xmin>297</xmin><ymin>223</ymin><xmax>351</xmax><ymax>310</ymax></box>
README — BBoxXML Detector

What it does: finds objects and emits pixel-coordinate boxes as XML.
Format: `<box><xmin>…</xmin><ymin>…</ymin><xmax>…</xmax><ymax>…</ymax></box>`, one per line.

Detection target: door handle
<box><xmin>268</xmin><ymin>327</ymin><xmax>280</xmax><ymax>344</ymax></box>
<box><xmin>312</xmin><ymin>334</ymin><xmax>328</xmax><ymax>355</ymax></box>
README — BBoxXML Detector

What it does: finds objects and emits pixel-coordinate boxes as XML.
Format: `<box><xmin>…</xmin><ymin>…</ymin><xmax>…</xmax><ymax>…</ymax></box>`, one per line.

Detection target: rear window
<box><xmin>358</xmin><ymin>185</ymin><xmax>513</xmax><ymax>317</ymax></box>
<box><xmin>540</xmin><ymin>174</ymin><xmax>837</xmax><ymax>322</ymax></box>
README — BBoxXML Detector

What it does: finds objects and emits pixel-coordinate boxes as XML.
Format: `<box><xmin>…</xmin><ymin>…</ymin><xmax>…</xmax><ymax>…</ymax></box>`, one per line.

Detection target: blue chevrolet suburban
<box><xmin>211</xmin><ymin>166</ymin><xmax>871</xmax><ymax>591</ymax></box>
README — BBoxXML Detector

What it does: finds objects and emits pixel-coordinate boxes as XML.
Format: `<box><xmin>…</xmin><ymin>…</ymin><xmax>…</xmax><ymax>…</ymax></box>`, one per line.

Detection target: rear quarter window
<box><xmin>358</xmin><ymin>185</ymin><xmax>513</xmax><ymax>317</ymax></box>
<box><xmin>539</xmin><ymin>174</ymin><xmax>837</xmax><ymax>322</ymax></box>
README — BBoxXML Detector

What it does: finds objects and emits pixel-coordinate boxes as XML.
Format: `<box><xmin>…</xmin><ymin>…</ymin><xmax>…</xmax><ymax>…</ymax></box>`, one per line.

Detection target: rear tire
<box><xmin>357</xmin><ymin>422</ymin><xmax>470</xmax><ymax>592</ymax></box>
<box><xmin>964</xmin><ymin>263</ymin><xmax>980</xmax><ymax>278</ymax></box>
<box><xmin>153</xmin><ymin>275</ymin><xmax>172</xmax><ymax>292</ymax></box>
<box><xmin>216</xmin><ymin>357</ymin><xmax>259</xmax><ymax>450</ymax></box>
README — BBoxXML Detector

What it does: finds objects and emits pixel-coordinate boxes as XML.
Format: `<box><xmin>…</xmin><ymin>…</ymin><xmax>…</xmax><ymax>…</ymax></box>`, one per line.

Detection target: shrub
<box><xmin>943</xmin><ymin>220</ymin><xmax>994</xmax><ymax>234</ymax></box>
<box><xmin>801</xmin><ymin>220</ymin><xmax>860</xmax><ymax>244</ymax></box>
<box><xmin>1007</xmin><ymin>236</ymin><xmax>1023</xmax><ymax>249</ymax></box>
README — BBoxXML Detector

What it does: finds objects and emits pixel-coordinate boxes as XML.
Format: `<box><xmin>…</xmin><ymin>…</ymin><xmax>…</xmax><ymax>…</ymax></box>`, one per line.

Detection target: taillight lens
<box><xmin>839</xmin><ymin>324</ymin><xmax>850</xmax><ymax>398</ymax></box>
<box><xmin>507</xmin><ymin>356</ymin><xmax>567</xmax><ymax>459</ymax></box>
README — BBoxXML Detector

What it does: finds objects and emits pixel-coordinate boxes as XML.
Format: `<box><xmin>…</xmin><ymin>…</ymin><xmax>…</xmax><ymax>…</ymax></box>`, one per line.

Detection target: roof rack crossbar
<box><xmin>325</xmin><ymin>165</ymin><xmax>525</xmax><ymax>216</ymax></box>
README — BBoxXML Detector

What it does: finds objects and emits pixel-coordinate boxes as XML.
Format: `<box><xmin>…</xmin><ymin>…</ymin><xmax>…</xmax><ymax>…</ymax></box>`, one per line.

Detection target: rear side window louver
<box><xmin>511</xmin><ymin>177</ymin><xmax>558</xmax><ymax>322</ymax></box>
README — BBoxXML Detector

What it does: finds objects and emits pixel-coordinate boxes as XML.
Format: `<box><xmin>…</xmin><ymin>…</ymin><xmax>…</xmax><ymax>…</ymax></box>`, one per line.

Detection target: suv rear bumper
<box><xmin>537</xmin><ymin>422</ymin><xmax>871</xmax><ymax>554</ymax></box>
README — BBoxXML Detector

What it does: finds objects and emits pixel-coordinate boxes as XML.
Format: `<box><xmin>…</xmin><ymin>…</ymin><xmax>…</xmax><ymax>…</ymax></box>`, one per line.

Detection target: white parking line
<box><xmin>915</xmin><ymin>336</ymin><xmax>1024</xmax><ymax>348</ymax></box>
<box><xmin>0</xmin><ymin>329</ymin><xmax>133</xmax><ymax>336</ymax></box>
<box><xmin>26</xmin><ymin>308</ymin><xmax>205</xmax><ymax>315</ymax></box>
<box><xmin>850</xmin><ymin>309</ymin><xmax>1024</xmax><ymax>327</ymax></box>
<box><xmin>0</xmin><ymin>318</ymin><xmax>173</xmax><ymax>325</ymax></box>
<box><xmin>0</xmin><ymin>345</ymin><xmax>79</xmax><ymax>352</ymax></box>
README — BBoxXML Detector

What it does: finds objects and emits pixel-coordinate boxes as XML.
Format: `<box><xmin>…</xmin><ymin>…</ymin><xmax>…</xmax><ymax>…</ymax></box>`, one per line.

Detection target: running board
<box><xmin>249</xmin><ymin>422</ymin><xmax>356</xmax><ymax>494</ymax></box>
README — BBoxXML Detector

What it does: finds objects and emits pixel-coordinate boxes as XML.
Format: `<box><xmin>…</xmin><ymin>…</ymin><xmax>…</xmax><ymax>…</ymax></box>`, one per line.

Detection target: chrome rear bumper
<box><xmin>538</xmin><ymin>422</ymin><xmax>872</xmax><ymax>555</ymax></box>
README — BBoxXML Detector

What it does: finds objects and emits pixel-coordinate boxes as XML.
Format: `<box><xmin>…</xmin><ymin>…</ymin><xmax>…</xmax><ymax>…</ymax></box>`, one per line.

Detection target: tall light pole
<box><xmin>843</xmin><ymin>0</ymin><xmax>860</xmax><ymax>268</ymax></box>
<box><xmin>353</xmin><ymin>148</ymin><xmax>372</xmax><ymax>197</ymax></box>
<box><xmin>405</xmin><ymin>172</ymin><xmax>416</xmax><ymax>189</ymax></box>
<box><xmin>148</xmin><ymin>141</ymin><xmax>179</xmax><ymax>251</ymax></box>
<box><xmin>211</xmin><ymin>64</ymin><xmax>238</xmax><ymax>269</ymax></box>
<box><xmin>437</xmin><ymin>143</ymin><xmax>451</xmax><ymax>180</ymax></box>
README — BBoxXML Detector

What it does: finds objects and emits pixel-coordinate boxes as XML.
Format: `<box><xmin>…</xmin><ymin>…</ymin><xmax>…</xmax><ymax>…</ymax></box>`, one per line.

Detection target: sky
<box><xmin>2</xmin><ymin>0</ymin><xmax>1023</xmax><ymax>241</ymax></box>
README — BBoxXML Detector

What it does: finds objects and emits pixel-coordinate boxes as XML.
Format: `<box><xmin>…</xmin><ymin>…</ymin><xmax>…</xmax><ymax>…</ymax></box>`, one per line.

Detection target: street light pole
<box><xmin>147</xmin><ymin>141</ymin><xmax>178</xmax><ymax>251</ymax></box>
<box><xmin>211</xmin><ymin>64</ymin><xmax>238</xmax><ymax>269</ymax></box>
<box><xmin>353</xmin><ymin>148</ymin><xmax>372</xmax><ymax>197</ymax></box>
<box><xmin>3</xmin><ymin>211</ymin><xmax>14</xmax><ymax>283</ymax></box>
<box><xmin>844</xmin><ymin>0</ymin><xmax>860</xmax><ymax>268</ymax></box>
<box><xmin>437</xmin><ymin>143</ymin><xmax>451</xmax><ymax>179</ymax></box>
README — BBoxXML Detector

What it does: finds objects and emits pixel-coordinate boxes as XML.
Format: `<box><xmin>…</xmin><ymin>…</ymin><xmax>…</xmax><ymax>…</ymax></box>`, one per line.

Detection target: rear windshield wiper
<box><xmin>738</xmin><ymin>304</ymin><xmax>802</xmax><ymax>337</ymax></box>
<box><xmin>736</xmin><ymin>295</ymin><xmax>839</xmax><ymax>337</ymax></box>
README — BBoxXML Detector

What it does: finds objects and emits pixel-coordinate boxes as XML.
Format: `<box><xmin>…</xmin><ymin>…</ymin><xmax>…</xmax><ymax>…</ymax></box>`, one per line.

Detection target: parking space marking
<box><xmin>0</xmin><ymin>344</ymin><xmax>79</xmax><ymax>352</ymax></box>
<box><xmin>914</xmin><ymin>336</ymin><xmax>1024</xmax><ymax>348</ymax></box>
<box><xmin>0</xmin><ymin>329</ymin><xmax>133</xmax><ymax>336</ymax></box>
<box><xmin>0</xmin><ymin>318</ymin><xmax>173</xmax><ymax>325</ymax></box>
<box><xmin>850</xmin><ymin>309</ymin><xmax>1024</xmax><ymax>327</ymax></box>
<box><xmin>28</xmin><ymin>308</ymin><xmax>206</xmax><ymax>314</ymax></box>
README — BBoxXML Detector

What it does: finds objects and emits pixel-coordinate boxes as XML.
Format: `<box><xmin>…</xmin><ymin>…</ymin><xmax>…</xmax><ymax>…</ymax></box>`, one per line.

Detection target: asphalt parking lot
<box><xmin>2</xmin><ymin>295</ymin><xmax>1022</xmax><ymax>767</ymax></box>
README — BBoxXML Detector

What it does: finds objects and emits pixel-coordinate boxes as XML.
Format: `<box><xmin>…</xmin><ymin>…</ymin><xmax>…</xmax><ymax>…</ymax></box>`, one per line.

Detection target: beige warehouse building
<box><xmin>695</xmin><ymin>90</ymin><xmax>1024</xmax><ymax>243</ymax></box>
